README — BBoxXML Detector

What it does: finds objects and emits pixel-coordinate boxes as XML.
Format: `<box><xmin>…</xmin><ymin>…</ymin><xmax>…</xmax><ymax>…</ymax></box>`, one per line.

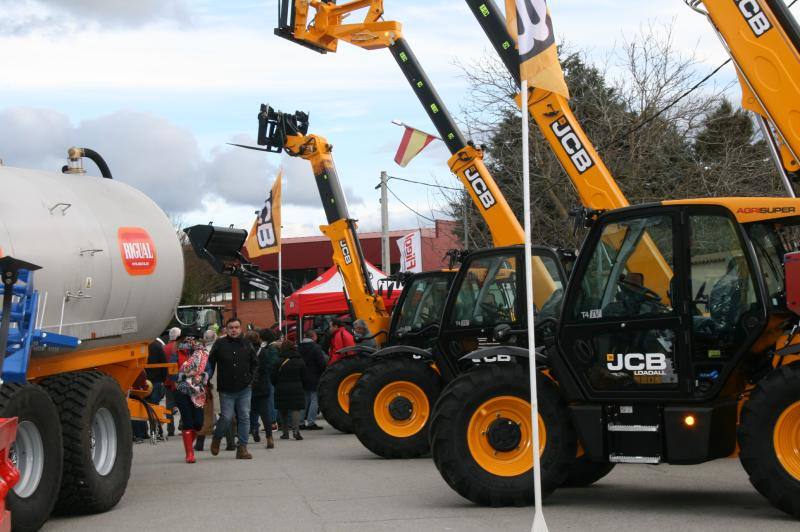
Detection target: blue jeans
<box><xmin>214</xmin><ymin>388</ymin><xmax>252</xmax><ymax>446</ymax></box>
<box><xmin>304</xmin><ymin>390</ymin><xmax>319</xmax><ymax>425</ymax></box>
<box><xmin>250</xmin><ymin>394</ymin><xmax>273</xmax><ymax>437</ymax></box>
<box><xmin>269</xmin><ymin>386</ymin><xmax>277</xmax><ymax>425</ymax></box>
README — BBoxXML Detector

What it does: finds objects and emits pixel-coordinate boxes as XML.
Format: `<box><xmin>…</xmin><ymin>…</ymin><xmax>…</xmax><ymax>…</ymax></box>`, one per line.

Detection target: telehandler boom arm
<box><xmin>275</xmin><ymin>0</ymin><xmax>524</xmax><ymax>249</ymax></box>
<box><xmin>274</xmin><ymin>0</ymin><xmax>568</xmax><ymax>306</ymax></box>
<box><xmin>251</xmin><ymin>105</ymin><xmax>392</xmax><ymax>340</ymax></box>
<box><xmin>463</xmin><ymin>0</ymin><xmax>629</xmax><ymax>212</ymax></box>
<box><xmin>687</xmin><ymin>0</ymin><xmax>800</xmax><ymax>195</ymax></box>
<box><xmin>464</xmin><ymin>0</ymin><xmax>673</xmax><ymax>297</ymax></box>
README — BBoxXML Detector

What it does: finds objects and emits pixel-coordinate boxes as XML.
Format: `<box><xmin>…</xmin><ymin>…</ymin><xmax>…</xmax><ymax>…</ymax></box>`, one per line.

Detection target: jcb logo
<box><xmin>339</xmin><ymin>239</ymin><xmax>353</xmax><ymax>265</ymax></box>
<box><xmin>514</xmin><ymin>0</ymin><xmax>554</xmax><ymax>62</ymax></box>
<box><xmin>465</xmin><ymin>166</ymin><xmax>497</xmax><ymax>210</ymax></box>
<box><xmin>471</xmin><ymin>354</ymin><xmax>513</xmax><ymax>364</ymax></box>
<box><xmin>737</xmin><ymin>0</ymin><xmax>772</xmax><ymax>37</ymax></box>
<box><xmin>255</xmin><ymin>189</ymin><xmax>278</xmax><ymax>249</ymax></box>
<box><xmin>607</xmin><ymin>352</ymin><xmax>667</xmax><ymax>375</ymax></box>
<box><xmin>551</xmin><ymin>118</ymin><xmax>594</xmax><ymax>174</ymax></box>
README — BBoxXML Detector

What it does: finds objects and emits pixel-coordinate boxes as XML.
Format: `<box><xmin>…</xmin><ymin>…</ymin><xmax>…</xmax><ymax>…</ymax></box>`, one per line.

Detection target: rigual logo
<box><xmin>551</xmin><ymin>117</ymin><xmax>594</xmax><ymax>174</ymax></box>
<box><xmin>465</xmin><ymin>166</ymin><xmax>496</xmax><ymax>209</ymax></box>
<box><xmin>118</xmin><ymin>227</ymin><xmax>157</xmax><ymax>276</ymax></box>
<box><xmin>607</xmin><ymin>352</ymin><xmax>667</xmax><ymax>376</ymax></box>
<box><xmin>339</xmin><ymin>239</ymin><xmax>353</xmax><ymax>265</ymax></box>
<box><xmin>737</xmin><ymin>0</ymin><xmax>772</xmax><ymax>37</ymax></box>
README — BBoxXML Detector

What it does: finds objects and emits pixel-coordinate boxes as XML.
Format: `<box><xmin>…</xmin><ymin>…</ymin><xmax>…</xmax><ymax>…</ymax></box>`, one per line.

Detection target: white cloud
<box><xmin>0</xmin><ymin>106</ymin><xmax>374</xmax><ymax>220</ymax></box>
<box><xmin>205</xmin><ymin>136</ymin><xmax>277</xmax><ymax>207</ymax></box>
<box><xmin>0</xmin><ymin>107</ymin><xmax>72</xmax><ymax>169</ymax></box>
<box><xmin>0</xmin><ymin>0</ymin><xmax>190</xmax><ymax>35</ymax></box>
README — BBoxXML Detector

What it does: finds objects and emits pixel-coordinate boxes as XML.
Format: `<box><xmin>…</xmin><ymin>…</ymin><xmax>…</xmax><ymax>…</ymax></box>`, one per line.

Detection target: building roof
<box><xmin>280</xmin><ymin>227</ymin><xmax>438</xmax><ymax>245</ymax></box>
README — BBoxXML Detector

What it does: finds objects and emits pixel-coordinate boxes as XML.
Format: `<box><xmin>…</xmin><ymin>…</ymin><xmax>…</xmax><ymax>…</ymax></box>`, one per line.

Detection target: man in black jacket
<box><xmin>208</xmin><ymin>318</ymin><xmax>258</xmax><ymax>459</ymax></box>
<box><xmin>298</xmin><ymin>330</ymin><xmax>328</xmax><ymax>430</ymax></box>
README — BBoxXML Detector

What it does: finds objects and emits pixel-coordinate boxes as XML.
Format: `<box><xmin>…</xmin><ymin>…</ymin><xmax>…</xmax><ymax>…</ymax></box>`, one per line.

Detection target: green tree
<box><xmin>445</xmin><ymin>23</ymin><xmax>783</xmax><ymax>250</ymax></box>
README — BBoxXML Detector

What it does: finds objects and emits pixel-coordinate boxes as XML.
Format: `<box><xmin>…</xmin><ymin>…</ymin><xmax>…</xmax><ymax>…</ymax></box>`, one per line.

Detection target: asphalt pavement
<box><xmin>44</xmin><ymin>422</ymin><xmax>798</xmax><ymax>532</ymax></box>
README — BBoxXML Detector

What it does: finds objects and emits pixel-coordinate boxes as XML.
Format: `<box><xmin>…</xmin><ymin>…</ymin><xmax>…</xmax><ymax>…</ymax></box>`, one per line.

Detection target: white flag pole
<box><xmin>521</xmin><ymin>79</ymin><xmax>548</xmax><ymax>532</ymax></box>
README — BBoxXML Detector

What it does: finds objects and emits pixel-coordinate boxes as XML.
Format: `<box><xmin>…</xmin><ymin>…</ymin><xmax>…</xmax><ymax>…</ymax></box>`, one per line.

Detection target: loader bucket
<box><xmin>183</xmin><ymin>225</ymin><xmax>248</xmax><ymax>274</ymax></box>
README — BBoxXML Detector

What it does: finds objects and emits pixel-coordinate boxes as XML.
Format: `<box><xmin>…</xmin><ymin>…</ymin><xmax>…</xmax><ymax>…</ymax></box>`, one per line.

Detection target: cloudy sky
<box><xmin>1</xmin><ymin>0</ymin><xmax>795</xmax><ymax>236</ymax></box>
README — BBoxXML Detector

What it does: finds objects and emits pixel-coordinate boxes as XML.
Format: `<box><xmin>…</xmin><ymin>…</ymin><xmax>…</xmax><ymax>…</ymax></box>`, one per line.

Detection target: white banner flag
<box><xmin>397</xmin><ymin>230</ymin><xmax>422</xmax><ymax>273</ymax></box>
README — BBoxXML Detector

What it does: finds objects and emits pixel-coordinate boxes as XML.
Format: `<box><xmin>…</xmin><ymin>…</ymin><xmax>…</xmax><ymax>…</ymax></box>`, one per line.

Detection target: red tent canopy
<box><xmin>284</xmin><ymin>262</ymin><xmax>400</xmax><ymax>317</ymax></box>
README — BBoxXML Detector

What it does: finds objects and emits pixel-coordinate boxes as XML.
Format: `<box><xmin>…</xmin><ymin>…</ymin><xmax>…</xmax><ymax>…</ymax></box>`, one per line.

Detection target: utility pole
<box><xmin>380</xmin><ymin>171</ymin><xmax>390</xmax><ymax>273</ymax></box>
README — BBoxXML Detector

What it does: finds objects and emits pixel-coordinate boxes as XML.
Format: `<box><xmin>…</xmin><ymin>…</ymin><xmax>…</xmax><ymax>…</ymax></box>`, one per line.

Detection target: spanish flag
<box><xmin>505</xmin><ymin>0</ymin><xmax>569</xmax><ymax>99</ymax></box>
<box><xmin>245</xmin><ymin>170</ymin><xmax>282</xmax><ymax>258</ymax></box>
<box><xmin>394</xmin><ymin>124</ymin><xmax>439</xmax><ymax>167</ymax></box>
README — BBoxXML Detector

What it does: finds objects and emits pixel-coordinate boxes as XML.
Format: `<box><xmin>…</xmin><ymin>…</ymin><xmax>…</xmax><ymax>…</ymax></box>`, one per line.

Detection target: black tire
<box><xmin>350</xmin><ymin>358</ymin><xmax>441</xmax><ymax>458</ymax></box>
<box><xmin>430</xmin><ymin>364</ymin><xmax>575</xmax><ymax>507</ymax></box>
<box><xmin>561</xmin><ymin>455</ymin><xmax>615</xmax><ymax>487</ymax></box>
<box><xmin>41</xmin><ymin>371</ymin><xmax>133</xmax><ymax>515</ymax></box>
<box><xmin>0</xmin><ymin>383</ymin><xmax>62</xmax><ymax>532</ymax></box>
<box><xmin>739</xmin><ymin>362</ymin><xmax>800</xmax><ymax>518</ymax></box>
<box><xmin>318</xmin><ymin>357</ymin><xmax>370</xmax><ymax>434</ymax></box>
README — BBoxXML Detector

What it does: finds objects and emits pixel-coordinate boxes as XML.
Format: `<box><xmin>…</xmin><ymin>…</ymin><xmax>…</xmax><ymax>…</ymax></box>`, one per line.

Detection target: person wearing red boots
<box><xmin>175</xmin><ymin>335</ymin><xmax>210</xmax><ymax>463</ymax></box>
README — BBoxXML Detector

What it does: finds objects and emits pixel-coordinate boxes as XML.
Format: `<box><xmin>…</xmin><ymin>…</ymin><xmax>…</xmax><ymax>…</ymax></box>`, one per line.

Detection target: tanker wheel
<box><xmin>318</xmin><ymin>357</ymin><xmax>370</xmax><ymax>434</ymax></box>
<box><xmin>429</xmin><ymin>364</ymin><xmax>575</xmax><ymax>507</ymax></box>
<box><xmin>739</xmin><ymin>361</ymin><xmax>800</xmax><ymax>517</ymax></box>
<box><xmin>350</xmin><ymin>358</ymin><xmax>441</xmax><ymax>459</ymax></box>
<box><xmin>41</xmin><ymin>371</ymin><xmax>133</xmax><ymax>515</ymax></box>
<box><xmin>561</xmin><ymin>453</ymin><xmax>615</xmax><ymax>487</ymax></box>
<box><xmin>0</xmin><ymin>383</ymin><xmax>62</xmax><ymax>532</ymax></box>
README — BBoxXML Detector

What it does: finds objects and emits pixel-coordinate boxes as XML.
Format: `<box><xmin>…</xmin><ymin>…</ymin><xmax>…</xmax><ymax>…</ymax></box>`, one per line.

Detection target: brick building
<box><xmin>221</xmin><ymin>219</ymin><xmax>461</xmax><ymax>326</ymax></box>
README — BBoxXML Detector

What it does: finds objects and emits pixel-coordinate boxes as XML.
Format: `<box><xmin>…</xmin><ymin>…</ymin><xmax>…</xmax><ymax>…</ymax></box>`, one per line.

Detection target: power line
<box><xmin>600</xmin><ymin>0</ymin><xmax>799</xmax><ymax>152</ymax></box>
<box><xmin>386</xmin><ymin>184</ymin><xmax>437</xmax><ymax>223</ymax></box>
<box><xmin>600</xmin><ymin>58</ymin><xmax>731</xmax><ymax>152</ymax></box>
<box><xmin>386</xmin><ymin>175</ymin><xmax>461</xmax><ymax>191</ymax></box>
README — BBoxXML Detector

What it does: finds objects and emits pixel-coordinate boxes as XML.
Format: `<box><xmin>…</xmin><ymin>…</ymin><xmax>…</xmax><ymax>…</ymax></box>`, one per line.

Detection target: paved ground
<box><xmin>44</xmin><ymin>422</ymin><xmax>798</xmax><ymax>532</ymax></box>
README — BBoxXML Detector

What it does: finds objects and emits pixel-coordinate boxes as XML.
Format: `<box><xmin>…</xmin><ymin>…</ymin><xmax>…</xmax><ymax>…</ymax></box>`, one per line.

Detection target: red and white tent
<box><xmin>284</xmin><ymin>262</ymin><xmax>400</xmax><ymax>318</ymax></box>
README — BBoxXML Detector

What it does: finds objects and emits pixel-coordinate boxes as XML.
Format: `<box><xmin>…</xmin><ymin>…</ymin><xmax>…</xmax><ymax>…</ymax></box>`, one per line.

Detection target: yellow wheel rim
<box><xmin>467</xmin><ymin>396</ymin><xmax>545</xmax><ymax>477</ymax></box>
<box><xmin>373</xmin><ymin>381</ymin><xmax>429</xmax><ymax>438</ymax></box>
<box><xmin>337</xmin><ymin>372</ymin><xmax>362</xmax><ymax>414</ymax></box>
<box><xmin>774</xmin><ymin>399</ymin><xmax>800</xmax><ymax>481</ymax></box>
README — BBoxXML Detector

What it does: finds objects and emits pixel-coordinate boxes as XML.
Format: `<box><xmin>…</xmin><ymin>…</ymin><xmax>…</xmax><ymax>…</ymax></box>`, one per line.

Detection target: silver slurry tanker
<box><xmin>0</xmin><ymin>165</ymin><xmax>183</xmax><ymax>352</ymax></box>
<box><xmin>0</xmin><ymin>159</ymin><xmax>184</xmax><ymax>532</ymax></box>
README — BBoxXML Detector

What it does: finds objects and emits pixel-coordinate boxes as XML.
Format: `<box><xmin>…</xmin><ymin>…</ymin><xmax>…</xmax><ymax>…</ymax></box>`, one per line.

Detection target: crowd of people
<box><xmin>133</xmin><ymin>315</ymin><xmax>376</xmax><ymax>464</ymax></box>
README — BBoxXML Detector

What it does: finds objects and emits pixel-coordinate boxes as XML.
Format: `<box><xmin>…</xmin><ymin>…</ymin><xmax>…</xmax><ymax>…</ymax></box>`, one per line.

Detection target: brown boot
<box><xmin>266</xmin><ymin>436</ymin><xmax>274</xmax><ymax>449</ymax></box>
<box><xmin>210</xmin><ymin>436</ymin><xmax>222</xmax><ymax>456</ymax></box>
<box><xmin>236</xmin><ymin>444</ymin><xmax>252</xmax><ymax>459</ymax></box>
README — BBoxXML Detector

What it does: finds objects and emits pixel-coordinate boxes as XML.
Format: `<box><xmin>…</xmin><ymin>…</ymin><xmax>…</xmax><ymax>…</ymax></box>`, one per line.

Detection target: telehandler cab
<box><xmin>429</xmin><ymin>198</ymin><xmax>800</xmax><ymax>516</ymax></box>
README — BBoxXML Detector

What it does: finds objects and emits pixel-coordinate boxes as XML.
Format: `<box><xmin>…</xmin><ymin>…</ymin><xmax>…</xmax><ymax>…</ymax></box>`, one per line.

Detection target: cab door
<box><xmin>556</xmin><ymin>207</ymin><xmax>689</xmax><ymax>399</ymax></box>
<box><xmin>436</xmin><ymin>246</ymin><xmax>567</xmax><ymax>381</ymax></box>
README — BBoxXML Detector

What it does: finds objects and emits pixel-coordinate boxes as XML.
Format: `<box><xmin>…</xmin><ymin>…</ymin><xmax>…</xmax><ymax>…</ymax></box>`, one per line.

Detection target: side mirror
<box><xmin>492</xmin><ymin>323</ymin><xmax>512</xmax><ymax>342</ymax></box>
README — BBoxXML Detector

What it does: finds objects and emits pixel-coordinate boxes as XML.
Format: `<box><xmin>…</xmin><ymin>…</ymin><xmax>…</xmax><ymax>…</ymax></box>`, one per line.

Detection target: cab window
<box><xmin>747</xmin><ymin>220</ymin><xmax>800</xmax><ymax>308</ymax></box>
<box><xmin>690</xmin><ymin>215</ymin><xmax>757</xmax><ymax>350</ymax></box>
<box><xmin>572</xmin><ymin>215</ymin><xmax>674</xmax><ymax>321</ymax></box>
<box><xmin>451</xmin><ymin>254</ymin><xmax>518</xmax><ymax>328</ymax></box>
<box><xmin>395</xmin><ymin>276</ymin><xmax>451</xmax><ymax>334</ymax></box>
